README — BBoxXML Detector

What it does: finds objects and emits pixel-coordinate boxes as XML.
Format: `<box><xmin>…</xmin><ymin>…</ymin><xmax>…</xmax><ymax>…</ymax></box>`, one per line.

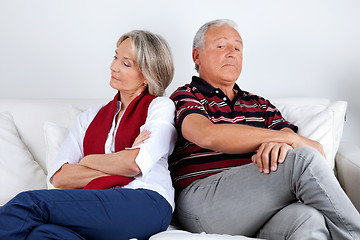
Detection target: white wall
<box><xmin>1</xmin><ymin>0</ymin><xmax>359</xmax><ymax>144</ymax></box>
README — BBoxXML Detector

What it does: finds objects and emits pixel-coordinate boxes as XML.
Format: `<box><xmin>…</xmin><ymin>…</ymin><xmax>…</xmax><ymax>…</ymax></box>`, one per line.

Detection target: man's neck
<box><xmin>199</xmin><ymin>76</ymin><xmax>237</xmax><ymax>101</ymax></box>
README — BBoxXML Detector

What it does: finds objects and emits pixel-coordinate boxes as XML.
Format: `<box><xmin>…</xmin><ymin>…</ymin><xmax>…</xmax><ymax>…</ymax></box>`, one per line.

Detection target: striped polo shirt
<box><xmin>169</xmin><ymin>76</ymin><xmax>297</xmax><ymax>191</ymax></box>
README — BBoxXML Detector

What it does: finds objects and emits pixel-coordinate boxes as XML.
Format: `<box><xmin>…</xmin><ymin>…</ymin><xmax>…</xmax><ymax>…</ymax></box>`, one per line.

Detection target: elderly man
<box><xmin>169</xmin><ymin>19</ymin><xmax>360</xmax><ymax>239</ymax></box>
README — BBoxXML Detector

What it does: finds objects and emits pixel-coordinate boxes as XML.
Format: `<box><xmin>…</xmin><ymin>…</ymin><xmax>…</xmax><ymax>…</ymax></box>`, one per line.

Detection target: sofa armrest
<box><xmin>335</xmin><ymin>141</ymin><xmax>360</xmax><ymax>212</ymax></box>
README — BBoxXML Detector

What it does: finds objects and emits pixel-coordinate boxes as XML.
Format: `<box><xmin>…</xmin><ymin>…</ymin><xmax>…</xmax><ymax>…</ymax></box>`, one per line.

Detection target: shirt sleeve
<box><xmin>134</xmin><ymin>97</ymin><xmax>177</xmax><ymax>177</ymax></box>
<box><xmin>170</xmin><ymin>87</ymin><xmax>209</xmax><ymax>136</ymax></box>
<box><xmin>262</xmin><ymin>98</ymin><xmax>298</xmax><ymax>132</ymax></box>
<box><xmin>48</xmin><ymin>106</ymin><xmax>101</xmax><ymax>183</ymax></box>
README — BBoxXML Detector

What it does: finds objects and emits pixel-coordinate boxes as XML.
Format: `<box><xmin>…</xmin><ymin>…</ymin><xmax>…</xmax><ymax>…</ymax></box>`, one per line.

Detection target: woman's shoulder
<box><xmin>75</xmin><ymin>105</ymin><xmax>104</xmax><ymax>128</ymax></box>
<box><xmin>149</xmin><ymin>96</ymin><xmax>175</xmax><ymax>111</ymax></box>
<box><xmin>150</xmin><ymin>96</ymin><xmax>175</xmax><ymax>109</ymax></box>
<box><xmin>147</xmin><ymin>96</ymin><xmax>175</xmax><ymax>121</ymax></box>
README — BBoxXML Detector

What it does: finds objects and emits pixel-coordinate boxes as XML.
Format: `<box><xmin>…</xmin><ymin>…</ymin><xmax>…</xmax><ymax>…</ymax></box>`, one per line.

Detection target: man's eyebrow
<box><xmin>214</xmin><ymin>37</ymin><xmax>227</xmax><ymax>42</ymax></box>
<box><xmin>236</xmin><ymin>39</ymin><xmax>243</xmax><ymax>45</ymax></box>
<box><xmin>214</xmin><ymin>37</ymin><xmax>243</xmax><ymax>44</ymax></box>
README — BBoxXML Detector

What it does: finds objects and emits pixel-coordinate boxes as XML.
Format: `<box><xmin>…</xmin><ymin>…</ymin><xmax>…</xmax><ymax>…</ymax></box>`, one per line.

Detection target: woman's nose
<box><xmin>110</xmin><ymin>61</ymin><xmax>119</xmax><ymax>72</ymax></box>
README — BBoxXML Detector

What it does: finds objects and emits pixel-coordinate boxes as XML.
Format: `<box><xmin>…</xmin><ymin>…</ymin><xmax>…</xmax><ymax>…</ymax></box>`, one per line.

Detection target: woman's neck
<box><xmin>119</xmin><ymin>89</ymin><xmax>145</xmax><ymax>110</ymax></box>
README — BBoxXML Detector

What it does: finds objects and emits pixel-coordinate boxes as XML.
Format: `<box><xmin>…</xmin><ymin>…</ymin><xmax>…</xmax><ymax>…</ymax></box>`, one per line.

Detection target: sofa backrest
<box><xmin>0</xmin><ymin>98</ymin><xmax>108</xmax><ymax>172</ymax></box>
<box><xmin>0</xmin><ymin>97</ymin><xmax>347</xmax><ymax>173</ymax></box>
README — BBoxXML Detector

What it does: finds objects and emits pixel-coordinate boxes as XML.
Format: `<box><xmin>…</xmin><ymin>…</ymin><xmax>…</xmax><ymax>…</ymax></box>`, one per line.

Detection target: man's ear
<box><xmin>192</xmin><ymin>48</ymin><xmax>200</xmax><ymax>66</ymax></box>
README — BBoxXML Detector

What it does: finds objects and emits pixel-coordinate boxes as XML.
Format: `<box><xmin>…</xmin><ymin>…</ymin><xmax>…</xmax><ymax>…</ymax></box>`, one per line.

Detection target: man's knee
<box><xmin>286</xmin><ymin>146</ymin><xmax>327</xmax><ymax>169</ymax></box>
<box><xmin>287</xmin><ymin>203</ymin><xmax>329</xmax><ymax>239</ymax></box>
<box><xmin>292</xmin><ymin>203</ymin><xmax>325</xmax><ymax>223</ymax></box>
<box><xmin>257</xmin><ymin>203</ymin><xmax>329</xmax><ymax>239</ymax></box>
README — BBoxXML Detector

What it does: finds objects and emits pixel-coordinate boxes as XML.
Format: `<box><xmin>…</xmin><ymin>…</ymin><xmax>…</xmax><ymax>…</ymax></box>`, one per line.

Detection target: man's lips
<box><xmin>222</xmin><ymin>63</ymin><xmax>236</xmax><ymax>68</ymax></box>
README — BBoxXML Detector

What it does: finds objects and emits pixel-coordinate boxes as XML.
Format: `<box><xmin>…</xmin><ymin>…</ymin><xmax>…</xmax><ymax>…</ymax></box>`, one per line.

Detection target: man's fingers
<box><xmin>270</xmin><ymin>144</ymin><xmax>280</xmax><ymax>172</ymax></box>
<box><xmin>278</xmin><ymin>144</ymin><xmax>293</xmax><ymax>164</ymax></box>
<box><xmin>254</xmin><ymin>143</ymin><xmax>294</xmax><ymax>174</ymax></box>
<box><xmin>260</xmin><ymin>144</ymin><xmax>271</xmax><ymax>174</ymax></box>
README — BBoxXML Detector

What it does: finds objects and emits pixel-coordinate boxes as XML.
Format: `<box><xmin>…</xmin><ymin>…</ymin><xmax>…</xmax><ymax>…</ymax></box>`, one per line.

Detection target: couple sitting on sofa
<box><xmin>0</xmin><ymin>19</ymin><xmax>359</xmax><ymax>240</ymax></box>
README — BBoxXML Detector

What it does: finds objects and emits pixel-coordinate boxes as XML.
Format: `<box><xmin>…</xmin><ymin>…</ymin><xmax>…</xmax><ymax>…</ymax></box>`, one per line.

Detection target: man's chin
<box><xmin>221</xmin><ymin>74</ymin><xmax>240</xmax><ymax>83</ymax></box>
<box><xmin>220</xmin><ymin>69</ymin><xmax>241</xmax><ymax>80</ymax></box>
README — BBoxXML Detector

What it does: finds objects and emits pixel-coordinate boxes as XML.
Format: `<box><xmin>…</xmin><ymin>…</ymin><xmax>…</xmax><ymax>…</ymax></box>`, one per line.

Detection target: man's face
<box><xmin>193</xmin><ymin>25</ymin><xmax>243</xmax><ymax>88</ymax></box>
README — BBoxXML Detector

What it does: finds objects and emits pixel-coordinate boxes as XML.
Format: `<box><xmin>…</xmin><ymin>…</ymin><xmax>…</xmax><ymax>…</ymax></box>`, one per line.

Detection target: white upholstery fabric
<box><xmin>0</xmin><ymin>99</ymin><xmax>108</xmax><ymax>172</ymax></box>
<box><xmin>150</xmin><ymin>230</ymin><xmax>262</xmax><ymax>240</ymax></box>
<box><xmin>271</xmin><ymin>98</ymin><xmax>347</xmax><ymax>168</ymax></box>
<box><xmin>0</xmin><ymin>97</ymin><xmax>351</xmax><ymax>239</ymax></box>
<box><xmin>0</xmin><ymin>112</ymin><xmax>46</xmax><ymax>206</ymax></box>
<box><xmin>44</xmin><ymin>121</ymin><xmax>69</xmax><ymax>189</ymax></box>
<box><xmin>335</xmin><ymin>142</ymin><xmax>360</xmax><ymax>212</ymax></box>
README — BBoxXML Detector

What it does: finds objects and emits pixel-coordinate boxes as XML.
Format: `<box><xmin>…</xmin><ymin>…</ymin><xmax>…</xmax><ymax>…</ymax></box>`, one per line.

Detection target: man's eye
<box><xmin>113</xmin><ymin>56</ymin><xmax>118</xmax><ymax>59</ymax></box>
<box><xmin>235</xmin><ymin>48</ymin><xmax>241</xmax><ymax>52</ymax></box>
<box><xmin>218</xmin><ymin>45</ymin><xmax>224</xmax><ymax>49</ymax></box>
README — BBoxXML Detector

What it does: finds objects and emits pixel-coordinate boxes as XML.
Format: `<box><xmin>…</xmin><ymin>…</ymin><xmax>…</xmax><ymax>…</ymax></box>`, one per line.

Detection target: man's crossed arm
<box><xmin>182</xmin><ymin>113</ymin><xmax>324</xmax><ymax>174</ymax></box>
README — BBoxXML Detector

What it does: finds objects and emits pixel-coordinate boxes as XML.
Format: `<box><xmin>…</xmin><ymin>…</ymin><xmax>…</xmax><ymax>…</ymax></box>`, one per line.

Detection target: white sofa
<box><xmin>0</xmin><ymin>97</ymin><xmax>359</xmax><ymax>240</ymax></box>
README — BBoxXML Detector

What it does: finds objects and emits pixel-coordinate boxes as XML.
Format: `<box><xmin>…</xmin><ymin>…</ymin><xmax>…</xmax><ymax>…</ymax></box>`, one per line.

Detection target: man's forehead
<box><xmin>206</xmin><ymin>25</ymin><xmax>242</xmax><ymax>42</ymax></box>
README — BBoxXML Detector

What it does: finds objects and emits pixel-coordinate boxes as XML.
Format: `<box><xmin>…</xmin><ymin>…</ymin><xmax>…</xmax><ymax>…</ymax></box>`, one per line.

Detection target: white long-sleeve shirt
<box><xmin>49</xmin><ymin>97</ymin><xmax>177</xmax><ymax>210</ymax></box>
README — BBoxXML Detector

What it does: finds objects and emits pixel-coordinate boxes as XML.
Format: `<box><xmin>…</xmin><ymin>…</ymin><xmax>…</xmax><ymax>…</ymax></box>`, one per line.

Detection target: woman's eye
<box><xmin>218</xmin><ymin>45</ymin><xmax>224</xmax><ymax>49</ymax></box>
<box><xmin>113</xmin><ymin>56</ymin><xmax>118</xmax><ymax>59</ymax></box>
<box><xmin>123</xmin><ymin>62</ymin><xmax>130</xmax><ymax>67</ymax></box>
<box><xmin>235</xmin><ymin>48</ymin><xmax>240</xmax><ymax>52</ymax></box>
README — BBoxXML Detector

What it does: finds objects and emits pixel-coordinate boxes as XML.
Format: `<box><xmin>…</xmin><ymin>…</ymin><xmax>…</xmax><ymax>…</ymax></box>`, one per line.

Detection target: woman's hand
<box><xmin>131</xmin><ymin>130</ymin><xmax>150</xmax><ymax>148</ymax></box>
<box><xmin>251</xmin><ymin>142</ymin><xmax>293</xmax><ymax>174</ymax></box>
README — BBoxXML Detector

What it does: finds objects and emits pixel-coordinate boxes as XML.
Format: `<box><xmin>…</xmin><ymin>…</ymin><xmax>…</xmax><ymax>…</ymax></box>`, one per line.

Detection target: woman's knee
<box><xmin>7</xmin><ymin>190</ymin><xmax>39</xmax><ymax>206</ymax></box>
<box><xmin>26</xmin><ymin>224</ymin><xmax>85</xmax><ymax>240</ymax></box>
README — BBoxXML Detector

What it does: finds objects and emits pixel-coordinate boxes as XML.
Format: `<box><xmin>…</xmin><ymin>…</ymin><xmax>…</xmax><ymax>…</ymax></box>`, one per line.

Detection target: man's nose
<box><xmin>226</xmin><ymin>47</ymin><xmax>236</xmax><ymax>58</ymax></box>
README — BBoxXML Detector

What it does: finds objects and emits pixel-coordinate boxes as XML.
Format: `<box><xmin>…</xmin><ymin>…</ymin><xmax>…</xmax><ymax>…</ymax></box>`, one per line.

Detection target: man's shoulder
<box><xmin>170</xmin><ymin>83</ymin><xmax>198</xmax><ymax>100</ymax></box>
<box><xmin>240</xmin><ymin>90</ymin><xmax>269</xmax><ymax>104</ymax></box>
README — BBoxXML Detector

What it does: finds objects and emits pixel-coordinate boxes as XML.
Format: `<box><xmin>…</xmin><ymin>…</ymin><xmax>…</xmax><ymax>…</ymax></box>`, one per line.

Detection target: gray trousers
<box><xmin>176</xmin><ymin>147</ymin><xmax>360</xmax><ymax>239</ymax></box>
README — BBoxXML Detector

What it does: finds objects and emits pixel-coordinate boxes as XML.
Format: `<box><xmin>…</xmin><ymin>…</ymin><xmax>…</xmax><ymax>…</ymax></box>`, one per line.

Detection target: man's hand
<box><xmin>290</xmin><ymin>134</ymin><xmax>326</xmax><ymax>158</ymax></box>
<box><xmin>251</xmin><ymin>142</ymin><xmax>293</xmax><ymax>174</ymax></box>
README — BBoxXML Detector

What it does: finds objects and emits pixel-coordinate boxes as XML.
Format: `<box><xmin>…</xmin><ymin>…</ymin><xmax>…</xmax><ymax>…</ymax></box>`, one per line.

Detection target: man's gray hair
<box><xmin>193</xmin><ymin>19</ymin><xmax>239</xmax><ymax>72</ymax></box>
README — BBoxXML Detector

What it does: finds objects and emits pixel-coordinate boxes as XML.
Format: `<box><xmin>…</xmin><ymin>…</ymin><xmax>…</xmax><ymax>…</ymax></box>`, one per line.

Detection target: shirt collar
<box><xmin>190</xmin><ymin>76</ymin><xmax>243</xmax><ymax>97</ymax></box>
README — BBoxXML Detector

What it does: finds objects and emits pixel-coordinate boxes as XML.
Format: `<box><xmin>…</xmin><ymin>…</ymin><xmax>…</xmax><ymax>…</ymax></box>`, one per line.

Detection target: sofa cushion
<box><xmin>44</xmin><ymin>121</ymin><xmax>70</xmax><ymax>189</ymax></box>
<box><xmin>0</xmin><ymin>99</ymin><xmax>108</xmax><ymax>174</ymax></box>
<box><xmin>271</xmin><ymin>98</ymin><xmax>347</xmax><ymax>168</ymax></box>
<box><xmin>0</xmin><ymin>112</ymin><xmax>47</xmax><ymax>206</ymax></box>
<box><xmin>150</xmin><ymin>230</ymin><xmax>261</xmax><ymax>240</ymax></box>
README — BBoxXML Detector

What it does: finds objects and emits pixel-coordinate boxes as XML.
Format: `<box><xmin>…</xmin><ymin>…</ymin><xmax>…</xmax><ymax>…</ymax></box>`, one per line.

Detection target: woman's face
<box><xmin>110</xmin><ymin>38</ymin><xmax>147</xmax><ymax>94</ymax></box>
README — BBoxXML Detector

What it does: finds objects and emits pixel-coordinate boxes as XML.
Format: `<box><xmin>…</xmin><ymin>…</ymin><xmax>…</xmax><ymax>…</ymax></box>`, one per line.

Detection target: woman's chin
<box><xmin>109</xmin><ymin>81</ymin><xmax>121</xmax><ymax>91</ymax></box>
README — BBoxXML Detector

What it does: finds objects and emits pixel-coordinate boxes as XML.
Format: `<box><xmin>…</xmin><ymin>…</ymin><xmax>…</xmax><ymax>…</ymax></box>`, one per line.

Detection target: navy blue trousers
<box><xmin>0</xmin><ymin>188</ymin><xmax>172</xmax><ymax>240</ymax></box>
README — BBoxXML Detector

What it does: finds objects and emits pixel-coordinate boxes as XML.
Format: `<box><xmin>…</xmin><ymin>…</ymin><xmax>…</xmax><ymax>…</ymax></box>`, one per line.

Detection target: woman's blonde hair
<box><xmin>117</xmin><ymin>30</ymin><xmax>174</xmax><ymax>97</ymax></box>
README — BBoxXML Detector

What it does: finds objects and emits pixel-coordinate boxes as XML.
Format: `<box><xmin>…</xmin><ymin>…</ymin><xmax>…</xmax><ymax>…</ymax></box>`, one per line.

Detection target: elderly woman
<box><xmin>0</xmin><ymin>30</ymin><xmax>177</xmax><ymax>240</ymax></box>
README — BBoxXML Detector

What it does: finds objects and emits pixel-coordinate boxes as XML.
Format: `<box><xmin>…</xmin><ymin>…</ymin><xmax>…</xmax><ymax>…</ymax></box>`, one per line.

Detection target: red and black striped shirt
<box><xmin>169</xmin><ymin>76</ymin><xmax>297</xmax><ymax>191</ymax></box>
